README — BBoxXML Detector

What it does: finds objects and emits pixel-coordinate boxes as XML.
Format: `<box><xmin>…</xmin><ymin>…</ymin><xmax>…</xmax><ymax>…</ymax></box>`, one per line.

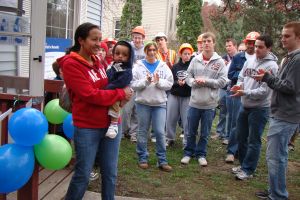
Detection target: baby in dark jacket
<box><xmin>106</xmin><ymin>41</ymin><xmax>135</xmax><ymax>138</ymax></box>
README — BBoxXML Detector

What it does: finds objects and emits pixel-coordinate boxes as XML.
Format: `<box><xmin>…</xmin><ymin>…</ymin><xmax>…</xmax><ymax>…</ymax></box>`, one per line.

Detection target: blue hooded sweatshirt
<box><xmin>106</xmin><ymin>40</ymin><xmax>135</xmax><ymax>89</ymax></box>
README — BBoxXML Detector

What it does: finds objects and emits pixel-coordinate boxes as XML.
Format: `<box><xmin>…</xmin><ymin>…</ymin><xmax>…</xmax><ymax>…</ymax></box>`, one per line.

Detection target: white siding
<box><xmin>87</xmin><ymin>0</ymin><xmax>102</xmax><ymax>26</ymax></box>
<box><xmin>0</xmin><ymin>45</ymin><xmax>17</xmax><ymax>76</ymax></box>
<box><xmin>18</xmin><ymin>0</ymin><xmax>31</xmax><ymax>77</ymax></box>
<box><xmin>80</xmin><ymin>0</ymin><xmax>88</xmax><ymax>24</ymax></box>
<box><xmin>142</xmin><ymin>0</ymin><xmax>168</xmax><ymax>40</ymax></box>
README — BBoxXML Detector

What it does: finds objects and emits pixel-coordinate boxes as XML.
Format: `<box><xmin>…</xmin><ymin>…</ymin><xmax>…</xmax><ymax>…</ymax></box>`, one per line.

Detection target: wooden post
<box><xmin>17</xmin><ymin>162</ymin><xmax>39</xmax><ymax>200</ymax></box>
<box><xmin>0</xmin><ymin>194</ymin><xmax>6</xmax><ymax>200</ymax></box>
<box><xmin>17</xmin><ymin>103</ymin><xmax>41</xmax><ymax>200</ymax></box>
<box><xmin>0</xmin><ymin>102</ymin><xmax>9</xmax><ymax>145</ymax></box>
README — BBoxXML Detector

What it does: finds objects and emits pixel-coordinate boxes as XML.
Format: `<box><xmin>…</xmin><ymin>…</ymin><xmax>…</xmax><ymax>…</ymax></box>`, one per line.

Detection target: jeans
<box><xmin>184</xmin><ymin>106</ymin><xmax>215</xmax><ymax>158</ymax></box>
<box><xmin>65</xmin><ymin>126</ymin><xmax>121</xmax><ymax>200</ymax></box>
<box><xmin>216</xmin><ymin>89</ymin><xmax>228</xmax><ymax>139</ymax></box>
<box><xmin>266</xmin><ymin>118</ymin><xmax>298</xmax><ymax>200</ymax></box>
<box><xmin>121</xmin><ymin>93</ymin><xmax>138</xmax><ymax>138</ymax></box>
<box><xmin>226</xmin><ymin>94</ymin><xmax>241</xmax><ymax>155</ymax></box>
<box><xmin>236</xmin><ymin>107</ymin><xmax>269</xmax><ymax>174</ymax></box>
<box><xmin>135</xmin><ymin>103</ymin><xmax>168</xmax><ymax>165</ymax></box>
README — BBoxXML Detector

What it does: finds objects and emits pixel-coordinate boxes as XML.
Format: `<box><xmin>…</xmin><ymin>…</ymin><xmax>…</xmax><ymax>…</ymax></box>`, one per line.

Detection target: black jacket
<box><xmin>170</xmin><ymin>58</ymin><xmax>192</xmax><ymax>97</ymax></box>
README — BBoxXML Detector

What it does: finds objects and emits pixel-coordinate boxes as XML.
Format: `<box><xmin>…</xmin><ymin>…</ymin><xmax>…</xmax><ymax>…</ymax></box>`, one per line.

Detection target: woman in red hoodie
<box><xmin>59</xmin><ymin>22</ymin><xmax>133</xmax><ymax>200</ymax></box>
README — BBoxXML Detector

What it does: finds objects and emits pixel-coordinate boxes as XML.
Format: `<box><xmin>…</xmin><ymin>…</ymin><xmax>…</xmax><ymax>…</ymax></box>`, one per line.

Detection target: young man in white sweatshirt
<box><xmin>231</xmin><ymin>35</ymin><xmax>278</xmax><ymax>180</ymax></box>
<box><xmin>181</xmin><ymin>32</ymin><xmax>227</xmax><ymax>166</ymax></box>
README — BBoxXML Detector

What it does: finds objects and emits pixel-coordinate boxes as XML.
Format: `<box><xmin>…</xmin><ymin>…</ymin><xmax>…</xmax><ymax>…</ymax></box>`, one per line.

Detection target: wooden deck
<box><xmin>7</xmin><ymin>168</ymin><xmax>73</xmax><ymax>200</ymax></box>
<box><xmin>6</xmin><ymin>168</ymin><xmax>153</xmax><ymax>200</ymax></box>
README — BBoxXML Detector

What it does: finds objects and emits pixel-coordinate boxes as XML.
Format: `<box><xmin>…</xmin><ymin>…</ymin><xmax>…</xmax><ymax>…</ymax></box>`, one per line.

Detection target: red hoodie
<box><xmin>58</xmin><ymin>52</ymin><xmax>125</xmax><ymax>128</ymax></box>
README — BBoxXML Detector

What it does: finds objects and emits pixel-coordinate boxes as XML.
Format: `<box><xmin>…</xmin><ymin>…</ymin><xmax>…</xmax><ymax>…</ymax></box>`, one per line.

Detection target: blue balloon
<box><xmin>0</xmin><ymin>144</ymin><xmax>35</xmax><ymax>193</ymax></box>
<box><xmin>8</xmin><ymin>108</ymin><xmax>48</xmax><ymax>146</ymax></box>
<box><xmin>63</xmin><ymin>114</ymin><xmax>74</xmax><ymax>139</ymax></box>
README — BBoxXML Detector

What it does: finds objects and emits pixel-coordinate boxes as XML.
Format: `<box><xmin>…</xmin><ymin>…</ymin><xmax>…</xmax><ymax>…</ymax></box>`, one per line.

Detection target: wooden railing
<box><xmin>0</xmin><ymin>75</ymin><xmax>64</xmax><ymax>200</ymax></box>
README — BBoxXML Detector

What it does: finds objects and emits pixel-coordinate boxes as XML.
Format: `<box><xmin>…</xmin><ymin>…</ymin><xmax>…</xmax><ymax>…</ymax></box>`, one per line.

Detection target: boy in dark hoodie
<box><xmin>105</xmin><ymin>41</ymin><xmax>135</xmax><ymax>138</ymax></box>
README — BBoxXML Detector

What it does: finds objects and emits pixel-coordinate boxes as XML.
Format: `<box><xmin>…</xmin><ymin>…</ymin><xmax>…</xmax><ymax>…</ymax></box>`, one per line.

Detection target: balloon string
<box><xmin>13</xmin><ymin>96</ymin><xmax>20</xmax><ymax>111</ymax></box>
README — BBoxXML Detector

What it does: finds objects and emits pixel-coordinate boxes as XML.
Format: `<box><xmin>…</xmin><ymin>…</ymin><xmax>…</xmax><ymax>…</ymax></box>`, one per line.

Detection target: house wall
<box><xmin>100</xmin><ymin>0</ymin><xmax>178</xmax><ymax>41</ymax></box>
<box><xmin>100</xmin><ymin>0</ymin><xmax>125</xmax><ymax>39</ymax></box>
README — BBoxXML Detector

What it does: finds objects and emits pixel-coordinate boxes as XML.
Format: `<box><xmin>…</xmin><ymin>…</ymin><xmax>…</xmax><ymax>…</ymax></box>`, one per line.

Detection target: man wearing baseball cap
<box><xmin>225</xmin><ymin>31</ymin><xmax>260</xmax><ymax>163</ymax></box>
<box><xmin>154</xmin><ymin>32</ymin><xmax>177</xmax><ymax>68</ymax></box>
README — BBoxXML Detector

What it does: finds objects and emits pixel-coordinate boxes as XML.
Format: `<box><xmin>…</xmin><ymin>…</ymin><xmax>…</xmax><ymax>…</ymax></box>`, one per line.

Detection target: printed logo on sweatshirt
<box><xmin>98</xmin><ymin>68</ymin><xmax>108</xmax><ymax>79</ymax></box>
<box><xmin>176</xmin><ymin>70</ymin><xmax>188</xmax><ymax>80</ymax></box>
<box><xmin>157</xmin><ymin>70</ymin><xmax>166</xmax><ymax>79</ymax></box>
<box><xmin>141</xmin><ymin>70</ymin><xmax>166</xmax><ymax>79</ymax></box>
<box><xmin>211</xmin><ymin>63</ymin><xmax>221</xmax><ymax>71</ymax></box>
<box><xmin>243</xmin><ymin>68</ymin><xmax>258</xmax><ymax>77</ymax></box>
<box><xmin>88</xmin><ymin>68</ymin><xmax>107</xmax><ymax>82</ymax></box>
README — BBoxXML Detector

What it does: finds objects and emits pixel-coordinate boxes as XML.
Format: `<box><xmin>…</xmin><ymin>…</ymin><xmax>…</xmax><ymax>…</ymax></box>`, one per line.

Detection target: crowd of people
<box><xmin>55</xmin><ymin>21</ymin><xmax>300</xmax><ymax>200</ymax></box>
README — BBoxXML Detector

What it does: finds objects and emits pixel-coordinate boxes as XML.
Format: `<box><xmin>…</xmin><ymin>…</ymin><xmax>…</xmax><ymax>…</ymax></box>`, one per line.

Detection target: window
<box><xmin>114</xmin><ymin>19</ymin><xmax>120</xmax><ymax>39</ymax></box>
<box><xmin>46</xmin><ymin>0</ymin><xmax>74</xmax><ymax>39</ymax></box>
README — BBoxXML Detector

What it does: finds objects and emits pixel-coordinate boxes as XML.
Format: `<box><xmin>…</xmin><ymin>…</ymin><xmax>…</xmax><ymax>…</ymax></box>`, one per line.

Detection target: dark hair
<box><xmin>225</xmin><ymin>38</ymin><xmax>237</xmax><ymax>46</ymax></box>
<box><xmin>284</xmin><ymin>21</ymin><xmax>300</xmax><ymax>37</ymax></box>
<box><xmin>69</xmin><ymin>22</ymin><xmax>100</xmax><ymax>52</ymax></box>
<box><xmin>52</xmin><ymin>61</ymin><xmax>60</xmax><ymax>76</ymax></box>
<box><xmin>112</xmin><ymin>41</ymin><xmax>131</xmax><ymax>56</ymax></box>
<box><xmin>112</xmin><ymin>40</ymin><xmax>134</xmax><ymax>68</ymax></box>
<box><xmin>256</xmin><ymin>35</ymin><xmax>273</xmax><ymax>48</ymax></box>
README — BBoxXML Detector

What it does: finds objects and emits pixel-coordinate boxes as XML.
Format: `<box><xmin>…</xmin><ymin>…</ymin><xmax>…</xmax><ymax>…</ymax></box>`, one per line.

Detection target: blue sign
<box><xmin>45</xmin><ymin>37</ymin><xmax>72</xmax><ymax>53</ymax></box>
<box><xmin>44</xmin><ymin>37</ymin><xmax>72</xmax><ymax>79</ymax></box>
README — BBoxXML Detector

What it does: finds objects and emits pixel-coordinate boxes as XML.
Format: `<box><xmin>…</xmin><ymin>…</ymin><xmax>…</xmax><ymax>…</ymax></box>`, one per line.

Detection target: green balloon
<box><xmin>44</xmin><ymin>99</ymin><xmax>69</xmax><ymax>124</ymax></box>
<box><xmin>34</xmin><ymin>134</ymin><xmax>72</xmax><ymax>170</ymax></box>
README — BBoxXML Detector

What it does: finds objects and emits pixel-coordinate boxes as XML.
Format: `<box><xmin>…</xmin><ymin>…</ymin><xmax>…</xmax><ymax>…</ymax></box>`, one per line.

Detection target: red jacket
<box><xmin>58</xmin><ymin>52</ymin><xmax>125</xmax><ymax>128</ymax></box>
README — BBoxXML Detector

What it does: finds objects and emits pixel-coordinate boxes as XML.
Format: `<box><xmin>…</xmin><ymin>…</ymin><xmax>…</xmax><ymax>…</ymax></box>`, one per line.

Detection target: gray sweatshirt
<box><xmin>130</xmin><ymin>41</ymin><xmax>145</xmax><ymax>62</ymax></box>
<box><xmin>262</xmin><ymin>49</ymin><xmax>300</xmax><ymax>123</ymax></box>
<box><xmin>186</xmin><ymin>52</ymin><xmax>227</xmax><ymax>109</ymax></box>
<box><xmin>237</xmin><ymin>52</ymin><xmax>278</xmax><ymax>108</ymax></box>
<box><xmin>131</xmin><ymin>60</ymin><xmax>174</xmax><ymax>106</ymax></box>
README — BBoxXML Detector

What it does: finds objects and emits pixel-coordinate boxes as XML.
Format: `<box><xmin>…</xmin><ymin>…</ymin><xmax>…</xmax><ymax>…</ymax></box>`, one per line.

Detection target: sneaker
<box><xmin>138</xmin><ymin>162</ymin><xmax>149</xmax><ymax>169</ymax></box>
<box><xmin>231</xmin><ymin>165</ymin><xmax>242</xmax><ymax>174</ymax></box>
<box><xmin>106</xmin><ymin>124</ymin><xmax>118</xmax><ymax>138</ymax></box>
<box><xmin>236</xmin><ymin>170</ymin><xmax>253</xmax><ymax>180</ymax></box>
<box><xmin>180</xmin><ymin>156</ymin><xmax>191</xmax><ymax>165</ymax></box>
<box><xmin>198</xmin><ymin>157</ymin><xmax>208</xmax><ymax>166</ymax></box>
<box><xmin>130</xmin><ymin>135</ymin><xmax>137</xmax><ymax>142</ymax></box>
<box><xmin>151</xmin><ymin>137</ymin><xmax>156</xmax><ymax>143</ymax></box>
<box><xmin>288</xmin><ymin>144</ymin><xmax>295</xmax><ymax>151</ymax></box>
<box><xmin>89</xmin><ymin>170</ymin><xmax>99</xmax><ymax>181</ymax></box>
<box><xmin>159</xmin><ymin>164</ymin><xmax>172</xmax><ymax>172</ymax></box>
<box><xmin>255</xmin><ymin>190</ymin><xmax>270</xmax><ymax>199</ymax></box>
<box><xmin>225</xmin><ymin>154</ymin><xmax>235</xmax><ymax>163</ymax></box>
<box><xmin>222</xmin><ymin>139</ymin><xmax>229</xmax><ymax>145</ymax></box>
